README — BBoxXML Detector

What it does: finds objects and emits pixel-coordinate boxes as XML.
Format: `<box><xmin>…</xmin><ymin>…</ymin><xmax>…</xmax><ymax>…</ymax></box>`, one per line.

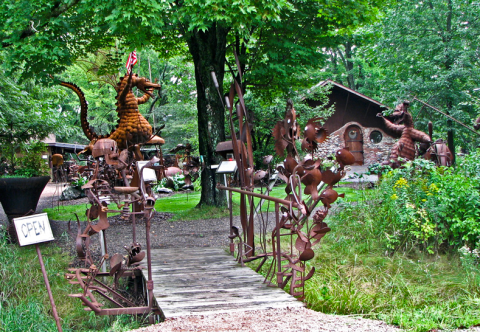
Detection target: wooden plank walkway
<box><xmin>146</xmin><ymin>247</ymin><xmax>304</xmax><ymax>318</ymax></box>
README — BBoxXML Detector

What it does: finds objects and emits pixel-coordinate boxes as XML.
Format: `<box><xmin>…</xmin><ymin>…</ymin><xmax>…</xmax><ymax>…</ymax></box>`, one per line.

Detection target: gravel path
<box><xmin>132</xmin><ymin>307</ymin><xmax>401</xmax><ymax>332</ymax></box>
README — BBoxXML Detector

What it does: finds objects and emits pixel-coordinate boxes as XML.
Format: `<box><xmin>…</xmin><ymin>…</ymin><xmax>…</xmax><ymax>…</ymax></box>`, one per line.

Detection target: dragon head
<box><xmin>133</xmin><ymin>75</ymin><xmax>161</xmax><ymax>97</ymax></box>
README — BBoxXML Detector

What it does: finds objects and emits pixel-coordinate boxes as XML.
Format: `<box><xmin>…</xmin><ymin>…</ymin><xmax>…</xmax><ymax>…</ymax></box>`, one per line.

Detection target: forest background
<box><xmin>1</xmin><ymin>0</ymin><xmax>480</xmax><ymax>206</ymax></box>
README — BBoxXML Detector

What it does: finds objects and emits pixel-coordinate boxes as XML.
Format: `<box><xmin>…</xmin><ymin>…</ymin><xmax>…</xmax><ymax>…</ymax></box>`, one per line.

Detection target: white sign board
<box><xmin>13</xmin><ymin>213</ymin><xmax>54</xmax><ymax>246</ymax></box>
<box><xmin>137</xmin><ymin>161</ymin><xmax>158</xmax><ymax>182</ymax></box>
<box><xmin>216</xmin><ymin>161</ymin><xmax>238</xmax><ymax>174</ymax></box>
<box><xmin>137</xmin><ymin>160</ymin><xmax>157</xmax><ymax>182</ymax></box>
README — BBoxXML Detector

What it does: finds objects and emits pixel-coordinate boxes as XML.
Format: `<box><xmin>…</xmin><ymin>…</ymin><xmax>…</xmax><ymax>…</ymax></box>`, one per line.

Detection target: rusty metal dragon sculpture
<box><xmin>59</xmin><ymin>67</ymin><xmax>166</xmax><ymax>318</ymax></box>
<box><xmin>59</xmin><ymin>69</ymin><xmax>161</xmax><ymax>155</ymax></box>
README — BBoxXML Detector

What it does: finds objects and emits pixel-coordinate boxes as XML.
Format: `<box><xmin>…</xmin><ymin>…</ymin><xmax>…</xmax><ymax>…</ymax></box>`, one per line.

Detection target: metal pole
<box><xmin>35</xmin><ymin>244</ymin><xmax>63</xmax><ymax>332</ymax></box>
<box><xmin>229</xmin><ymin>190</ymin><xmax>234</xmax><ymax>254</ymax></box>
<box><xmin>99</xmin><ymin>230</ymin><xmax>107</xmax><ymax>273</ymax></box>
<box><xmin>224</xmin><ymin>174</ymin><xmax>229</xmax><ymax>205</ymax></box>
<box><xmin>412</xmin><ymin>97</ymin><xmax>480</xmax><ymax>136</ymax></box>
<box><xmin>275</xmin><ymin>203</ymin><xmax>283</xmax><ymax>286</ymax></box>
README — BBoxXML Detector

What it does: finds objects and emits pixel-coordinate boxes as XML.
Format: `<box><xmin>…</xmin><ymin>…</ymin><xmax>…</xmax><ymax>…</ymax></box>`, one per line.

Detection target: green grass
<box><xmin>302</xmin><ymin>201</ymin><xmax>480</xmax><ymax>331</ymax></box>
<box><xmin>43</xmin><ymin>183</ymin><xmax>364</xmax><ymax>222</ymax></box>
<box><xmin>44</xmin><ymin>184</ymin><xmax>297</xmax><ymax>222</ymax></box>
<box><xmin>0</xmin><ymin>230</ymin><xmax>144</xmax><ymax>331</ymax></box>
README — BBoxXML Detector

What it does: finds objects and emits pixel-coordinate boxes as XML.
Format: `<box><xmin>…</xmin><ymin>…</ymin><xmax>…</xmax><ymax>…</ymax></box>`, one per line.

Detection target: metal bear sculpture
<box><xmin>377</xmin><ymin>100</ymin><xmax>432</xmax><ymax>168</ymax></box>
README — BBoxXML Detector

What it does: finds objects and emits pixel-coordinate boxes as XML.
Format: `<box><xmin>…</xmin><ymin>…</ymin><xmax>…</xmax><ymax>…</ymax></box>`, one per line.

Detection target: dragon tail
<box><xmin>59</xmin><ymin>81</ymin><xmax>98</xmax><ymax>141</ymax></box>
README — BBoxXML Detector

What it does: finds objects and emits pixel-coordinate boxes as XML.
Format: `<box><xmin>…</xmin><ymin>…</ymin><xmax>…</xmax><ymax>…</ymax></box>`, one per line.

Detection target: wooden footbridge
<box><xmin>145</xmin><ymin>247</ymin><xmax>305</xmax><ymax>318</ymax></box>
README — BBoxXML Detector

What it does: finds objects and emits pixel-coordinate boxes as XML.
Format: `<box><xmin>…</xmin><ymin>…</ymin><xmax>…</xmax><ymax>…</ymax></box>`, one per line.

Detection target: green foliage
<box><xmin>14</xmin><ymin>142</ymin><xmax>50</xmax><ymax>177</ymax></box>
<box><xmin>155</xmin><ymin>173</ymin><xmax>186</xmax><ymax>192</ymax></box>
<box><xmin>373</xmin><ymin>155</ymin><xmax>480</xmax><ymax>253</ymax></box>
<box><xmin>0</xmin><ymin>228</ymin><xmax>144</xmax><ymax>331</ymax></box>
<box><xmin>70</xmin><ymin>176</ymin><xmax>88</xmax><ymax>189</ymax></box>
<box><xmin>294</xmin><ymin>167</ymin><xmax>480</xmax><ymax>331</ymax></box>
<box><xmin>0</xmin><ymin>72</ymin><xmax>69</xmax><ymax>174</ymax></box>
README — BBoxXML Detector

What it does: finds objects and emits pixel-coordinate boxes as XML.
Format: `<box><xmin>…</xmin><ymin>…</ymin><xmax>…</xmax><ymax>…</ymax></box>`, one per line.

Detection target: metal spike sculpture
<box><xmin>377</xmin><ymin>101</ymin><xmax>432</xmax><ymax>168</ymax></box>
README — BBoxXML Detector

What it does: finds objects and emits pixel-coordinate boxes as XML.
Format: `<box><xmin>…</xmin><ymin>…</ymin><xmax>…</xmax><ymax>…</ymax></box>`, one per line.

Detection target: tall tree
<box><xmin>373</xmin><ymin>0</ymin><xmax>480</xmax><ymax>152</ymax></box>
<box><xmin>1</xmin><ymin>0</ymin><xmax>385</xmax><ymax>206</ymax></box>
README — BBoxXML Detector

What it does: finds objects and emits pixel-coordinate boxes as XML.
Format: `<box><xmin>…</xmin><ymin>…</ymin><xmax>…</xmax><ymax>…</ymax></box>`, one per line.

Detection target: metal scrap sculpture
<box><xmin>377</xmin><ymin>101</ymin><xmax>432</xmax><ymax>168</ymax></box>
<box><xmin>59</xmin><ymin>68</ymin><xmax>162</xmax><ymax>158</ymax></box>
<box><xmin>218</xmin><ymin>67</ymin><xmax>355</xmax><ymax>300</ymax></box>
<box><xmin>60</xmin><ymin>63</ymin><xmax>165</xmax><ymax>319</ymax></box>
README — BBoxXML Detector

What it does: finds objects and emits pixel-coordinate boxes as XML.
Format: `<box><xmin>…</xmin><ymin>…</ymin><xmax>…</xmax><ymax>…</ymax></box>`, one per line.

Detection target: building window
<box><xmin>370</xmin><ymin>130</ymin><xmax>383</xmax><ymax>144</ymax></box>
<box><xmin>348</xmin><ymin>129</ymin><xmax>358</xmax><ymax>139</ymax></box>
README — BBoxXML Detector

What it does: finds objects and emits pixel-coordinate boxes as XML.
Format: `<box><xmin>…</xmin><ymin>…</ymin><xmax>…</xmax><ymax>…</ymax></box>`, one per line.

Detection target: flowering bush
<box><xmin>374</xmin><ymin>151</ymin><xmax>480</xmax><ymax>253</ymax></box>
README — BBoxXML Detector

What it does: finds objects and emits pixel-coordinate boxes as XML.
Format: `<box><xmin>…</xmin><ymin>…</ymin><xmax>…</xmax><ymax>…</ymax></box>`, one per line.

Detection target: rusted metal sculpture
<box><xmin>168</xmin><ymin>143</ymin><xmax>200</xmax><ymax>189</ymax></box>
<box><xmin>217</xmin><ymin>64</ymin><xmax>355</xmax><ymax>300</ymax></box>
<box><xmin>59</xmin><ymin>68</ymin><xmax>162</xmax><ymax>157</ymax></box>
<box><xmin>377</xmin><ymin>100</ymin><xmax>432</xmax><ymax>168</ymax></box>
<box><xmin>59</xmin><ymin>67</ymin><xmax>166</xmax><ymax>319</ymax></box>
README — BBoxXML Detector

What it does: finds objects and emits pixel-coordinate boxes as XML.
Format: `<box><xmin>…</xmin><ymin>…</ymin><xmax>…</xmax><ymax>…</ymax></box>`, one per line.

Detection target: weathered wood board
<box><xmin>145</xmin><ymin>247</ymin><xmax>304</xmax><ymax>317</ymax></box>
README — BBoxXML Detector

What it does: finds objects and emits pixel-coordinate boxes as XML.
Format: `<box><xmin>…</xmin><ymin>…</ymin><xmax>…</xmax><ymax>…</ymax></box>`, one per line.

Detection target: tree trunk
<box><xmin>187</xmin><ymin>24</ymin><xmax>228</xmax><ymax>206</ymax></box>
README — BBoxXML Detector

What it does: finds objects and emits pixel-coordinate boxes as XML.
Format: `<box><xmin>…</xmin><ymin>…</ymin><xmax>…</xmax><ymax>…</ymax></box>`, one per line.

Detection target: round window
<box><xmin>348</xmin><ymin>130</ymin><xmax>358</xmax><ymax>139</ymax></box>
<box><xmin>370</xmin><ymin>130</ymin><xmax>383</xmax><ymax>144</ymax></box>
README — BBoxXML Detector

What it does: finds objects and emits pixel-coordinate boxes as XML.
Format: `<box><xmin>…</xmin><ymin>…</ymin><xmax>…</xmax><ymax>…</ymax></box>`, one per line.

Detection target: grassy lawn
<box><xmin>43</xmin><ymin>183</ymin><xmax>362</xmax><ymax>222</ymax></box>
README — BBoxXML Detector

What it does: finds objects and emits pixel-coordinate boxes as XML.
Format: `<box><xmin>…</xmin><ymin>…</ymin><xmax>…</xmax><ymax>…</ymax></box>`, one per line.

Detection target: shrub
<box><xmin>371</xmin><ymin>152</ymin><xmax>480</xmax><ymax>253</ymax></box>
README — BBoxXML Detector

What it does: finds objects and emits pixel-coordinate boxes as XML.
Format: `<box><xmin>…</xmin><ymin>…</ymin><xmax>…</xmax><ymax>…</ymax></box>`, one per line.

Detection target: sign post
<box><xmin>13</xmin><ymin>213</ymin><xmax>63</xmax><ymax>332</ymax></box>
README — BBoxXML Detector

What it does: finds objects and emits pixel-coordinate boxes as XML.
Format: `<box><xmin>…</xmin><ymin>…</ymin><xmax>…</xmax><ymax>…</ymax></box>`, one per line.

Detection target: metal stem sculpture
<box><xmin>218</xmin><ymin>64</ymin><xmax>355</xmax><ymax>300</ymax></box>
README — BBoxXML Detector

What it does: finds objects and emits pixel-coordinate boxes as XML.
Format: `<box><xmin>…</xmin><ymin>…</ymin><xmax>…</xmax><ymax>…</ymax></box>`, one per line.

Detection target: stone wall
<box><xmin>315</xmin><ymin>121</ymin><xmax>396</xmax><ymax>165</ymax></box>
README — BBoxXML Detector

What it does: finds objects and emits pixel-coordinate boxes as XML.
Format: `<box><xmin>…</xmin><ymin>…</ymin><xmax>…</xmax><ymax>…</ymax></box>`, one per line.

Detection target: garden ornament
<box><xmin>59</xmin><ymin>69</ymin><xmax>161</xmax><ymax>153</ymax></box>
<box><xmin>217</xmin><ymin>71</ymin><xmax>355</xmax><ymax>300</ymax></box>
<box><xmin>273</xmin><ymin>99</ymin><xmax>301</xmax><ymax>157</ymax></box>
<box><xmin>377</xmin><ymin>100</ymin><xmax>432</xmax><ymax>168</ymax></box>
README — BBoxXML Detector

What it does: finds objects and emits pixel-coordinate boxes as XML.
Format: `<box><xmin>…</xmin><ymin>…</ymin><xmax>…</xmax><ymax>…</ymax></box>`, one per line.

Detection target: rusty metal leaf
<box><xmin>299</xmin><ymin>248</ymin><xmax>315</xmax><ymax>261</ymax></box>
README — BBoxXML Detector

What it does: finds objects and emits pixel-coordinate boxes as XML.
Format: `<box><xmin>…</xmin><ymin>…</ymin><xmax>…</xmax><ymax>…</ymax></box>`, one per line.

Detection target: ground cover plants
<box><xmin>299</xmin><ymin>151</ymin><xmax>480</xmax><ymax>331</ymax></box>
<box><xmin>0</xmin><ymin>228</ymin><xmax>143</xmax><ymax>332</ymax></box>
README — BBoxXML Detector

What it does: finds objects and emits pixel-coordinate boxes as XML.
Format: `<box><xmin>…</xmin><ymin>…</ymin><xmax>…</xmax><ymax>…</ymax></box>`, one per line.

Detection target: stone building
<box><xmin>308</xmin><ymin>80</ymin><xmax>396</xmax><ymax>166</ymax></box>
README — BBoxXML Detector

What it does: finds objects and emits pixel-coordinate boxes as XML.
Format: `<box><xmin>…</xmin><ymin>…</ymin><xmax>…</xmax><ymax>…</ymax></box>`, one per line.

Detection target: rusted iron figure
<box><xmin>59</xmin><ymin>67</ymin><xmax>165</xmax><ymax>319</ymax></box>
<box><xmin>59</xmin><ymin>68</ymin><xmax>162</xmax><ymax>157</ymax></box>
<box><xmin>377</xmin><ymin>101</ymin><xmax>432</xmax><ymax>168</ymax></box>
<box><xmin>218</xmin><ymin>64</ymin><xmax>355</xmax><ymax>300</ymax></box>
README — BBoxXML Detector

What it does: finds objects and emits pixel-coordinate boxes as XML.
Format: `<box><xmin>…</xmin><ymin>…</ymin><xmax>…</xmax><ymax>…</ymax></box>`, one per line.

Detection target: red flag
<box><xmin>125</xmin><ymin>51</ymin><xmax>137</xmax><ymax>74</ymax></box>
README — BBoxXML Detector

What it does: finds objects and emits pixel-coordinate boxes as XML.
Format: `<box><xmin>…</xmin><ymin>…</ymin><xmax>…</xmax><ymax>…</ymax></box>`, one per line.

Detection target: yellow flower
<box><xmin>390</xmin><ymin>194</ymin><xmax>398</xmax><ymax>200</ymax></box>
<box><xmin>422</xmin><ymin>199</ymin><xmax>426</xmax><ymax>202</ymax></box>
<box><xmin>393</xmin><ymin>177</ymin><xmax>409</xmax><ymax>189</ymax></box>
<box><xmin>428</xmin><ymin>183</ymin><xmax>439</xmax><ymax>193</ymax></box>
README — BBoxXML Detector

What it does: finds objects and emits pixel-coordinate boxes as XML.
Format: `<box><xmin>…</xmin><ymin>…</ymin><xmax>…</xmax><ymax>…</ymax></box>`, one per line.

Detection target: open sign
<box><xmin>13</xmin><ymin>213</ymin><xmax>54</xmax><ymax>246</ymax></box>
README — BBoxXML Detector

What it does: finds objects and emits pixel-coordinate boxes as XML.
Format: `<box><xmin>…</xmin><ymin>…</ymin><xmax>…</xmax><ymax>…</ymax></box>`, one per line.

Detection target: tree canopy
<box><xmin>1</xmin><ymin>0</ymin><xmax>388</xmax><ymax>205</ymax></box>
